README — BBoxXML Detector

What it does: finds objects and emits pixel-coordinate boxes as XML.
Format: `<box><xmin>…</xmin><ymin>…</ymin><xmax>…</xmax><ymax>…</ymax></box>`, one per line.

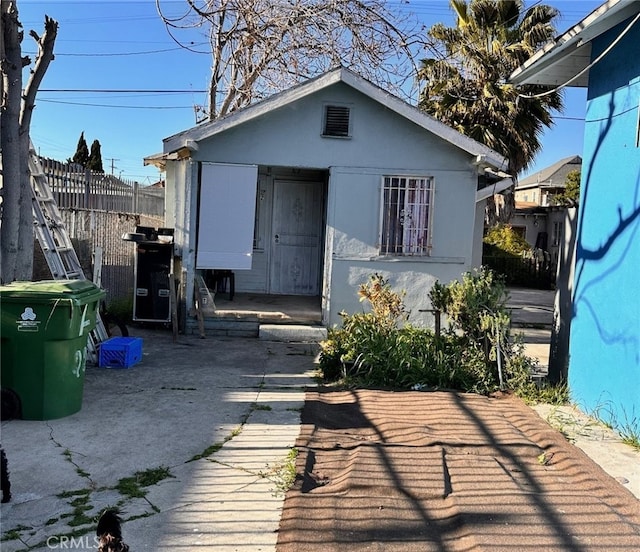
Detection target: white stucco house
<box><xmin>147</xmin><ymin>67</ymin><xmax>507</xmax><ymax>331</ymax></box>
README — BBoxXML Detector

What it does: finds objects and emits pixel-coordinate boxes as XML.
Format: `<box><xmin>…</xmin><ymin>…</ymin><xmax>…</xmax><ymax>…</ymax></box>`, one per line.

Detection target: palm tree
<box><xmin>418</xmin><ymin>0</ymin><xmax>562</xmax><ymax>219</ymax></box>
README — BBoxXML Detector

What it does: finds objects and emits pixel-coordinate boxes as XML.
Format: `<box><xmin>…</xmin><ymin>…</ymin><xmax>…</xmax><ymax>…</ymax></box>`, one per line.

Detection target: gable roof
<box><xmin>510</xmin><ymin>0</ymin><xmax>640</xmax><ymax>87</ymax></box>
<box><xmin>517</xmin><ymin>155</ymin><xmax>582</xmax><ymax>189</ymax></box>
<box><xmin>160</xmin><ymin>67</ymin><xmax>507</xmax><ymax>172</ymax></box>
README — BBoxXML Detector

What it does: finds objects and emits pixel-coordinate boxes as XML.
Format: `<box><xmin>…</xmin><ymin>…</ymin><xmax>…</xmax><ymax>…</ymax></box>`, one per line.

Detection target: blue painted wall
<box><xmin>569</xmin><ymin>18</ymin><xmax>640</xmax><ymax>427</ymax></box>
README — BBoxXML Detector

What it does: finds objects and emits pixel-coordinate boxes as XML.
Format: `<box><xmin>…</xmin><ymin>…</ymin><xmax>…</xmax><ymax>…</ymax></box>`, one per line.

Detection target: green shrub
<box><xmin>319</xmin><ymin>274</ymin><xmax>409</xmax><ymax>384</ymax></box>
<box><xmin>483</xmin><ymin>224</ymin><xmax>531</xmax><ymax>257</ymax></box>
<box><xmin>430</xmin><ymin>267</ymin><xmax>533</xmax><ymax>391</ymax></box>
<box><xmin>320</xmin><ymin>311</ymin><xmax>394</xmax><ymax>382</ymax></box>
<box><xmin>319</xmin><ymin>269</ymin><xmax>535</xmax><ymax>395</ymax></box>
<box><xmin>551</xmin><ymin>169</ymin><xmax>580</xmax><ymax>207</ymax></box>
<box><xmin>430</xmin><ymin>267</ymin><xmax>508</xmax><ymax>345</ymax></box>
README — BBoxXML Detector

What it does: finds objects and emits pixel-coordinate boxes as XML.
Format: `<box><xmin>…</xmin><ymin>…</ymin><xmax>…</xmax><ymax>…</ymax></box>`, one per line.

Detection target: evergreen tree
<box><xmin>552</xmin><ymin>170</ymin><xmax>580</xmax><ymax>206</ymax></box>
<box><xmin>87</xmin><ymin>139</ymin><xmax>104</xmax><ymax>172</ymax></box>
<box><xmin>72</xmin><ymin>132</ymin><xmax>89</xmax><ymax>166</ymax></box>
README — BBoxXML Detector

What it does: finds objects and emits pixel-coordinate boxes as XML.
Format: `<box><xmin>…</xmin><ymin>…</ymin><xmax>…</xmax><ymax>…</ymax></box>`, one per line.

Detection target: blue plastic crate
<box><xmin>99</xmin><ymin>337</ymin><xmax>143</xmax><ymax>368</ymax></box>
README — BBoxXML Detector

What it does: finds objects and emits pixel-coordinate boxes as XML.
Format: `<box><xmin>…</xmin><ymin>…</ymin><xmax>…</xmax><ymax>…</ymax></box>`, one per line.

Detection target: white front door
<box><xmin>270</xmin><ymin>180</ymin><xmax>323</xmax><ymax>295</ymax></box>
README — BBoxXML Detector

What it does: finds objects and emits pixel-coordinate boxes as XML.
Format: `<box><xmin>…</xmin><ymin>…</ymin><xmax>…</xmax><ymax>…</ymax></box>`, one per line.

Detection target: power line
<box><xmin>37</xmin><ymin>99</ymin><xmax>194</xmax><ymax>109</ymax></box>
<box><xmin>39</xmin><ymin>89</ymin><xmax>206</xmax><ymax>93</ymax></box>
<box><xmin>24</xmin><ymin>47</ymin><xmax>194</xmax><ymax>57</ymax></box>
<box><xmin>518</xmin><ymin>10</ymin><xmax>640</xmax><ymax>99</ymax></box>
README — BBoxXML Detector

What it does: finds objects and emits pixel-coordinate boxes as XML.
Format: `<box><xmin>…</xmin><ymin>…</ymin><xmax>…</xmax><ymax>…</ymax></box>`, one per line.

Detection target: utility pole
<box><xmin>106</xmin><ymin>158</ymin><xmax>120</xmax><ymax>175</ymax></box>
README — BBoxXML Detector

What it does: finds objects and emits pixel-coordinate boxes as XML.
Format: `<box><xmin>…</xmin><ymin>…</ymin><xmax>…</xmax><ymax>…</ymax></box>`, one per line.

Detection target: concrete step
<box><xmin>187</xmin><ymin>317</ymin><xmax>327</xmax><ymax>339</ymax></box>
<box><xmin>259</xmin><ymin>324</ymin><xmax>327</xmax><ymax>343</ymax></box>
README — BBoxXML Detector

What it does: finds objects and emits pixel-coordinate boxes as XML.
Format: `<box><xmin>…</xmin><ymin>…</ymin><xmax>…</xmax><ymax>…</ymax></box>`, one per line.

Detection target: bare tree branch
<box><xmin>21</xmin><ymin>15</ymin><xmax>57</xmax><ymax>134</ymax></box>
<box><xmin>156</xmin><ymin>0</ymin><xmax>423</xmax><ymax>121</ymax></box>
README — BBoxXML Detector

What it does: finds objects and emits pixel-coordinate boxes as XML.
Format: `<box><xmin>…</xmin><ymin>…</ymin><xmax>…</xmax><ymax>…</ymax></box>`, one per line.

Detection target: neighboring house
<box><xmin>511</xmin><ymin>0</ymin><xmax>640</xmax><ymax>429</ymax></box>
<box><xmin>146</xmin><ymin>67</ymin><xmax>507</xmax><ymax>330</ymax></box>
<box><xmin>514</xmin><ymin>155</ymin><xmax>581</xmax><ymax>207</ymax></box>
<box><xmin>511</xmin><ymin>156</ymin><xmax>582</xmax><ymax>265</ymax></box>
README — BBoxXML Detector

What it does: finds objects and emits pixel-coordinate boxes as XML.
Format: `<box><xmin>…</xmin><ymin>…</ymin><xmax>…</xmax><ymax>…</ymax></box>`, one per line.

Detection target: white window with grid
<box><xmin>379</xmin><ymin>176</ymin><xmax>434</xmax><ymax>256</ymax></box>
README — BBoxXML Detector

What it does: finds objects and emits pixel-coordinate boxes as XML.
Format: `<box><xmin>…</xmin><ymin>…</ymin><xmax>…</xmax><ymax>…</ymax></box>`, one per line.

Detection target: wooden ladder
<box><xmin>29</xmin><ymin>142</ymin><xmax>109</xmax><ymax>363</ymax></box>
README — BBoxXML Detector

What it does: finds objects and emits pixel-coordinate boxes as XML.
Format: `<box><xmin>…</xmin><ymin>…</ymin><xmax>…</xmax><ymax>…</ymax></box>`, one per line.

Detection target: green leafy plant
<box><xmin>482</xmin><ymin>225</ymin><xmax>543</xmax><ymax>287</ymax></box>
<box><xmin>320</xmin><ymin>268</ymin><xmax>539</xmax><ymax>395</ymax></box>
<box><xmin>430</xmin><ymin>267</ymin><xmax>508</xmax><ymax>343</ymax></box>
<box><xmin>619</xmin><ymin>424</ymin><xmax>640</xmax><ymax>451</ymax></box>
<box><xmin>56</xmin><ymin>488</ymin><xmax>93</xmax><ymax>528</ymax></box>
<box><xmin>189</xmin><ymin>425</ymin><xmax>243</xmax><ymax>462</ymax></box>
<box><xmin>552</xmin><ymin>169</ymin><xmax>581</xmax><ymax>207</ymax></box>
<box><xmin>429</xmin><ymin>267</ymin><xmax>520</xmax><ymax>391</ymax></box>
<box><xmin>319</xmin><ymin>274</ymin><xmax>408</xmax><ymax>382</ymax></box>
<box><xmin>264</xmin><ymin>447</ymin><xmax>299</xmax><ymax>497</ymax></box>
<box><xmin>588</xmin><ymin>402</ymin><xmax>640</xmax><ymax>451</ymax></box>
<box><xmin>2</xmin><ymin>524</ymin><xmax>33</xmax><ymax>542</ymax></box>
<box><xmin>483</xmin><ymin>224</ymin><xmax>532</xmax><ymax>257</ymax></box>
<box><xmin>516</xmin><ymin>379</ymin><xmax>569</xmax><ymax>405</ymax></box>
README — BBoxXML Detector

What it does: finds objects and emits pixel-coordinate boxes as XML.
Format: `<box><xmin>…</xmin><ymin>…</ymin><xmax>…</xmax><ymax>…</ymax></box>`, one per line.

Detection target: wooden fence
<box><xmin>40</xmin><ymin>157</ymin><xmax>165</xmax><ymax>216</ymax></box>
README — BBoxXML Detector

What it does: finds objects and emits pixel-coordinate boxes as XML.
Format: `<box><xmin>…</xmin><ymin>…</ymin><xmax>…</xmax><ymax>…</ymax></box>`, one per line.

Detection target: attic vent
<box><xmin>323</xmin><ymin>105</ymin><xmax>350</xmax><ymax>137</ymax></box>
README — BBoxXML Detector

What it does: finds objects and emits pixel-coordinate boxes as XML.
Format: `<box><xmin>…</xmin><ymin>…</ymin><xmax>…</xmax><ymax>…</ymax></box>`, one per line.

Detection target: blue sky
<box><xmin>19</xmin><ymin>0</ymin><xmax>603</xmax><ymax>184</ymax></box>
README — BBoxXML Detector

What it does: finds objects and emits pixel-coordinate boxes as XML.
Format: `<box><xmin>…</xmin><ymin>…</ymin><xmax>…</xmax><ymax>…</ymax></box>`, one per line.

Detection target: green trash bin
<box><xmin>0</xmin><ymin>279</ymin><xmax>105</xmax><ymax>420</ymax></box>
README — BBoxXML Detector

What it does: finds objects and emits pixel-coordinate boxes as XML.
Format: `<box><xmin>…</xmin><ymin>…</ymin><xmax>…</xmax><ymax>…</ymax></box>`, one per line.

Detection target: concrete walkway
<box><xmin>506</xmin><ymin>286</ymin><xmax>554</xmax><ymax>373</ymax></box>
<box><xmin>533</xmin><ymin>403</ymin><xmax>640</xmax><ymax>499</ymax></box>
<box><xmin>1</xmin><ymin>330</ymin><xmax>317</xmax><ymax>551</ymax></box>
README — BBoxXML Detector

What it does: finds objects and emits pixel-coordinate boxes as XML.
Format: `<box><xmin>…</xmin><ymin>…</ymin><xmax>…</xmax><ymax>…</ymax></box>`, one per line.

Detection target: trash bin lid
<box><xmin>0</xmin><ymin>279</ymin><xmax>105</xmax><ymax>304</ymax></box>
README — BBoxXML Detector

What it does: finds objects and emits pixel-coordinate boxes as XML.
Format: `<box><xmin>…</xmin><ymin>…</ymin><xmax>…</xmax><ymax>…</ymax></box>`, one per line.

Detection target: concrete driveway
<box><xmin>1</xmin><ymin>329</ymin><xmax>317</xmax><ymax>551</ymax></box>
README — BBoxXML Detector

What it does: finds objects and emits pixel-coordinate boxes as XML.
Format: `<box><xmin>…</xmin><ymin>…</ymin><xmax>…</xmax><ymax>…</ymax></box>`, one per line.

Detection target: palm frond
<box><xmin>417</xmin><ymin>0</ymin><xmax>564</xmax><ymax>175</ymax></box>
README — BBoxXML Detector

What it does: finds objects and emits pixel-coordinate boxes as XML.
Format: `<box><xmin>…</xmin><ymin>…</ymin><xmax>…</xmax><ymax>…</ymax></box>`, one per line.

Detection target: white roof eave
<box><xmin>510</xmin><ymin>0</ymin><xmax>640</xmax><ymax>86</ymax></box>
<box><xmin>476</xmin><ymin>178</ymin><xmax>514</xmax><ymax>203</ymax></box>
